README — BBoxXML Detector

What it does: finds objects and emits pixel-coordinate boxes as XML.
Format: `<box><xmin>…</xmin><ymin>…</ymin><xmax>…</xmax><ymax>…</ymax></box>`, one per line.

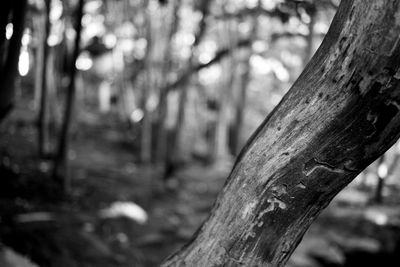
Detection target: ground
<box><xmin>1</xmin><ymin>102</ymin><xmax>400</xmax><ymax>267</ymax></box>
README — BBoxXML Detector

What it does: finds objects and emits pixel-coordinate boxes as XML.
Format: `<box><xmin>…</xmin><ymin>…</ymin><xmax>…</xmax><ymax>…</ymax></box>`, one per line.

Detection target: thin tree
<box><xmin>303</xmin><ymin>3</ymin><xmax>317</xmax><ymax>67</ymax></box>
<box><xmin>0</xmin><ymin>0</ymin><xmax>28</xmax><ymax>122</ymax></box>
<box><xmin>163</xmin><ymin>0</ymin><xmax>212</xmax><ymax>180</ymax></box>
<box><xmin>211</xmin><ymin>17</ymin><xmax>237</xmax><ymax>162</ymax></box>
<box><xmin>155</xmin><ymin>0</ymin><xmax>182</xmax><ymax>165</ymax></box>
<box><xmin>373</xmin><ymin>155</ymin><xmax>386</xmax><ymax>203</ymax></box>
<box><xmin>0</xmin><ymin>1</ymin><xmax>13</xmax><ymax>76</ymax></box>
<box><xmin>231</xmin><ymin>14</ymin><xmax>259</xmax><ymax>156</ymax></box>
<box><xmin>37</xmin><ymin>0</ymin><xmax>52</xmax><ymax>157</ymax></box>
<box><xmin>140</xmin><ymin>0</ymin><xmax>153</xmax><ymax>164</ymax></box>
<box><xmin>53</xmin><ymin>0</ymin><xmax>84</xmax><ymax>192</ymax></box>
<box><xmin>162</xmin><ymin>0</ymin><xmax>400</xmax><ymax>265</ymax></box>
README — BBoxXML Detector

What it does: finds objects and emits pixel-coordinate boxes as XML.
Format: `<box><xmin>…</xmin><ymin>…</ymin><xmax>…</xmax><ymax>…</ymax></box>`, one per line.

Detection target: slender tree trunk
<box><xmin>373</xmin><ymin>156</ymin><xmax>386</xmax><ymax>203</ymax></box>
<box><xmin>37</xmin><ymin>0</ymin><xmax>52</xmax><ymax>157</ymax></box>
<box><xmin>141</xmin><ymin>69</ymin><xmax>153</xmax><ymax>164</ymax></box>
<box><xmin>232</xmin><ymin>61</ymin><xmax>250</xmax><ymax>156</ymax></box>
<box><xmin>140</xmin><ymin>1</ymin><xmax>153</xmax><ymax>164</ymax></box>
<box><xmin>212</xmin><ymin>18</ymin><xmax>237</xmax><ymax>162</ymax></box>
<box><xmin>175</xmin><ymin>83</ymin><xmax>188</xmax><ymax>157</ymax></box>
<box><xmin>162</xmin><ymin>1</ymin><xmax>400</xmax><ymax>266</ymax></box>
<box><xmin>33</xmin><ymin>16</ymin><xmax>45</xmax><ymax>112</ymax></box>
<box><xmin>53</xmin><ymin>0</ymin><xmax>84</xmax><ymax>192</ymax></box>
<box><xmin>232</xmin><ymin>16</ymin><xmax>259</xmax><ymax>156</ymax></box>
<box><xmin>303</xmin><ymin>5</ymin><xmax>317</xmax><ymax>67</ymax></box>
<box><xmin>156</xmin><ymin>0</ymin><xmax>181</xmax><ymax>164</ymax></box>
<box><xmin>0</xmin><ymin>0</ymin><xmax>27</xmax><ymax>121</ymax></box>
<box><xmin>163</xmin><ymin>0</ymin><xmax>211</xmax><ymax>179</ymax></box>
<box><xmin>47</xmin><ymin>47</ymin><xmax>62</xmax><ymax>151</ymax></box>
<box><xmin>0</xmin><ymin>1</ymin><xmax>12</xmax><ymax>74</ymax></box>
<box><xmin>212</xmin><ymin>61</ymin><xmax>232</xmax><ymax>161</ymax></box>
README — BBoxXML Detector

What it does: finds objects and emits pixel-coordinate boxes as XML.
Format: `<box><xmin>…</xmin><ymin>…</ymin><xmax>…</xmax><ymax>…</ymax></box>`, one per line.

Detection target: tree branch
<box><xmin>165</xmin><ymin>39</ymin><xmax>252</xmax><ymax>93</ymax></box>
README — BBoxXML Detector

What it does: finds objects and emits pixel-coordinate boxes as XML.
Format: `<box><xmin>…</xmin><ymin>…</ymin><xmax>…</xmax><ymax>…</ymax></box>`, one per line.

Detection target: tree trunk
<box><xmin>212</xmin><ymin>20</ymin><xmax>235</xmax><ymax>162</ymax></box>
<box><xmin>155</xmin><ymin>0</ymin><xmax>181</xmax><ymax>164</ymax></box>
<box><xmin>232</xmin><ymin>16</ymin><xmax>259</xmax><ymax>156</ymax></box>
<box><xmin>303</xmin><ymin>5</ymin><xmax>317</xmax><ymax>67</ymax></box>
<box><xmin>373</xmin><ymin>156</ymin><xmax>386</xmax><ymax>204</ymax></box>
<box><xmin>140</xmin><ymin>70</ymin><xmax>153</xmax><ymax>164</ymax></box>
<box><xmin>163</xmin><ymin>0</ymin><xmax>211</xmax><ymax>179</ymax></box>
<box><xmin>140</xmin><ymin>2</ymin><xmax>153</xmax><ymax>164</ymax></box>
<box><xmin>33</xmin><ymin>15</ymin><xmax>45</xmax><ymax>112</ymax></box>
<box><xmin>0</xmin><ymin>0</ymin><xmax>27</xmax><ymax>121</ymax></box>
<box><xmin>53</xmin><ymin>0</ymin><xmax>84</xmax><ymax>191</ymax></box>
<box><xmin>0</xmin><ymin>1</ymin><xmax>12</xmax><ymax>74</ymax></box>
<box><xmin>162</xmin><ymin>1</ymin><xmax>400</xmax><ymax>266</ymax></box>
<box><xmin>37</xmin><ymin>0</ymin><xmax>52</xmax><ymax>157</ymax></box>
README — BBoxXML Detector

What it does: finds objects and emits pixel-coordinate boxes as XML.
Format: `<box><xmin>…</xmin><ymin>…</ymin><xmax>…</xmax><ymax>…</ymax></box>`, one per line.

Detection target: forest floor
<box><xmin>1</xmin><ymin>103</ymin><xmax>400</xmax><ymax>267</ymax></box>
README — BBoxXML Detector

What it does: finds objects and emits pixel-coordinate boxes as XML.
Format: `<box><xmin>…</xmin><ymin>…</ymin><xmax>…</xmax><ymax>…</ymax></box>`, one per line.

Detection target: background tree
<box><xmin>37</xmin><ymin>0</ymin><xmax>52</xmax><ymax>157</ymax></box>
<box><xmin>52</xmin><ymin>0</ymin><xmax>85</xmax><ymax>192</ymax></box>
<box><xmin>0</xmin><ymin>0</ymin><xmax>28</xmax><ymax>122</ymax></box>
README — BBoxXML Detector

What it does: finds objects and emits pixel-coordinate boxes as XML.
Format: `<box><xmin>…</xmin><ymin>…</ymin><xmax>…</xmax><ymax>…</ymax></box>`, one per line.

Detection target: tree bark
<box><xmin>162</xmin><ymin>0</ymin><xmax>400</xmax><ymax>266</ymax></box>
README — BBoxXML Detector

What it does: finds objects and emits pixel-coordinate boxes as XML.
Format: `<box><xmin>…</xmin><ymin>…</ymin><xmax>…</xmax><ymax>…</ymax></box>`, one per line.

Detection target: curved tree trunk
<box><xmin>162</xmin><ymin>0</ymin><xmax>400</xmax><ymax>266</ymax></box>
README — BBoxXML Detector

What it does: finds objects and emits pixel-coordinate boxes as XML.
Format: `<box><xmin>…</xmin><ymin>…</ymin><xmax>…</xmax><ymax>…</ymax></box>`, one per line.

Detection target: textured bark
<box><xmin>162</xmin><ymin>0</ymin><xmax>400</xmax><ymax>266</ymax></box>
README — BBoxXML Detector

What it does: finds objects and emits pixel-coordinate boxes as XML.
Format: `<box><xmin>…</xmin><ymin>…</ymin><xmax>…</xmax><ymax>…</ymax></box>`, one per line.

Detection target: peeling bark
<box><xmin>162</xmin><ymin>0</ymin><xmax>400</xmax><ymax>266</ymax></box>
